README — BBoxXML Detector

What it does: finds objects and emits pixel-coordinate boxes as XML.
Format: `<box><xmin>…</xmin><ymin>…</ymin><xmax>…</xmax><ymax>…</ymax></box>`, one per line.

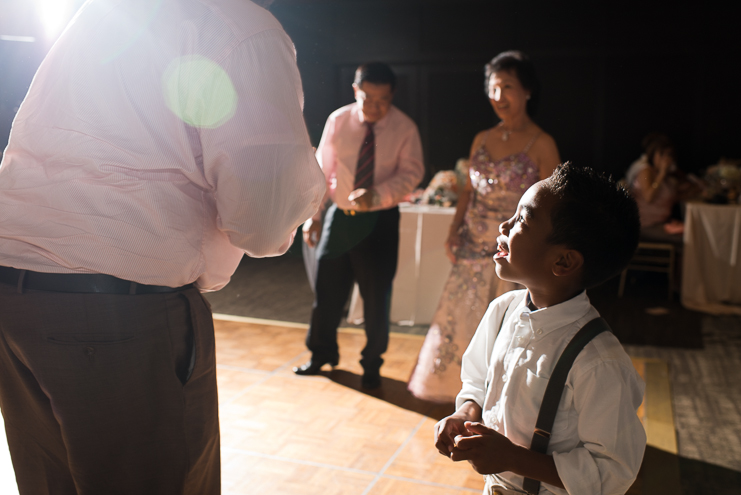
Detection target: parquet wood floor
<box><xmin>0</xmin><ymin>314</ymin><xmax>674</xmax><ymax>494</ymax></box>
<box><xmin>212</xmin><ymin>315</ymin><xmax>671</xmax><ymax>495</ymax></box>
<box><xmin>214</xmin><ymin>315</ymin><xmax>483</xmax><ymax>494</ymax></box>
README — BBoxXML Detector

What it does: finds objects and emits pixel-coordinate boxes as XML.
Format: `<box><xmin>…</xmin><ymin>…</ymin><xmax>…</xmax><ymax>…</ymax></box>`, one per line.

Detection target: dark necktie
<box><xmin>353</xmin><ymin>122</ymin><xmax>375</xmax><ymax>190</ymax></box>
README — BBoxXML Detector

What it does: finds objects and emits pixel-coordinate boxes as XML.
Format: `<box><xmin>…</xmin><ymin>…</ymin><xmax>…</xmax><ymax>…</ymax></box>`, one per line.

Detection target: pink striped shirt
<box><xmin>0</xmin><ymin>0</ymin><xmax>325</xmax><ymax>291</ymax></box>
<box><xmin>313</xmin><ymin>103</ymin><xmax>424</xmax><ymax>220</ymax></box>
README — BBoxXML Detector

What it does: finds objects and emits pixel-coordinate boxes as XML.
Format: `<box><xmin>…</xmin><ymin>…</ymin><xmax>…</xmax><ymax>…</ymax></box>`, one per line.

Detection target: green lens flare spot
<box><xmin>163</xmin><ymin>55</ymin><xmax>238</xmax><ymax>128</ymax></box>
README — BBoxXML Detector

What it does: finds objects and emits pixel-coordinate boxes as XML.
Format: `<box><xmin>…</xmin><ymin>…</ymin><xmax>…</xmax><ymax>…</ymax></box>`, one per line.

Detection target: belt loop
<box><xmin>16</xmin><ymin>270</ymin><xmax>26</xmax><ymax>294</ymax></box>
<box><xmin>129</xmin><ymin>281</ymin><xmax>137</xmax><ymax>295</ymax></box>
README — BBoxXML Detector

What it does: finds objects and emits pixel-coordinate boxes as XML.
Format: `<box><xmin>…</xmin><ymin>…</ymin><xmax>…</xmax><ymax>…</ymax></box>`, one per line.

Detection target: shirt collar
<box><xmin>518</xmin><ymin>290</ymin><xmax>592</xmax><ymax>337</ymax></box>
<box><xmin>354</xmin><ymin>104</ymin><xmax>393</xmax><ymax>130</ymax></box>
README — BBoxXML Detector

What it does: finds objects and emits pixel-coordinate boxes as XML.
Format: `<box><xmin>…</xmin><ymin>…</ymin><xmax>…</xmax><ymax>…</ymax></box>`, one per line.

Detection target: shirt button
<box><xmin>502</xmin><ymin>374</ymin><xmax>507</xmax><ymax>382</ymax></box>
<box><xmin>537</xmin><ymin>328</ymin><xmax>543</xmax><ymax>335</ymax></box>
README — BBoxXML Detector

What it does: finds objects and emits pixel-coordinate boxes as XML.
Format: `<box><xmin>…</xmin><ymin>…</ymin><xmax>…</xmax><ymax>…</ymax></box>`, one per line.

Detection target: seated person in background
<box><xmin>626</xmin><ymin>133</ymin><xmax>684</xmax><ymax>238</ymax></box>
<box><xmin>435</xmin><ymin>163</ymin><xmax>646</xmax><ymax>495</ymax></box>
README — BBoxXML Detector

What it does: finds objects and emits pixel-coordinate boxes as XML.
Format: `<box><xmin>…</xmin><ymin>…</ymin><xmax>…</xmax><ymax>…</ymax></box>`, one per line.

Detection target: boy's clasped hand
<box><xmin>435</xmin><ymin>416</ymin><xmax>518</xmax><ymax>475</ymax></box>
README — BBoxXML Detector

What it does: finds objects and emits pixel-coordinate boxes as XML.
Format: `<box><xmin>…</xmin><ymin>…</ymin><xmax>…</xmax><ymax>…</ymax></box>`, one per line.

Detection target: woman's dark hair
<box><xmin>543</xmin><ymin>162</ymin><xmax>641</xmax><ymax>289</ymax></box>
<box><xmin>642</xmin><ymin>132</ymin><xmax>675</xmax><ymax>167</ymax></box>
<box><xmin>484</xmin><ymin>50</ymin><xmax>540</xmax><ymax>116</ymax></box>
<box><xmin>354</xmin><ymin>62</ymin><xmax>397</xmax><ymax>92</ymax></box>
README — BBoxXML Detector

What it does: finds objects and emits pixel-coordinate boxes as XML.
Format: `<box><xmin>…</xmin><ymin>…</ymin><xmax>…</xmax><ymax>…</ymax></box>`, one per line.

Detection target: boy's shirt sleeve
<box><xmin>456</xmin><ymin>291</ymin><xmax>523</xmax><ymax>411</ymax></box>
<box><xmin>549</xmin><ymin>357</ymin><xmax>647</xmax><ymax>495</ymax></box>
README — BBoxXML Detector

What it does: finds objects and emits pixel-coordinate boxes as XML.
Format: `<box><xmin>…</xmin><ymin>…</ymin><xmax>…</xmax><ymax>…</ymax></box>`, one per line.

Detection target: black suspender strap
<box><xmin>521</xmin><ymin>317</ymin><xmax>612</xmax><ymax>495</ymax></box>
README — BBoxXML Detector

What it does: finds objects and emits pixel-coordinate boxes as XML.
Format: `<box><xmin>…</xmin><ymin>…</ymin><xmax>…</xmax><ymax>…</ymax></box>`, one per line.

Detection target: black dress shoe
<box><xmin>361</xmin><ymin>371</ymin><xmax>382</xmax><ymax>389</ymax></box>
<box><xmin>293</xmin><ymin>357</ymin><xmax>338</xmax><ymax>375</ymax></box>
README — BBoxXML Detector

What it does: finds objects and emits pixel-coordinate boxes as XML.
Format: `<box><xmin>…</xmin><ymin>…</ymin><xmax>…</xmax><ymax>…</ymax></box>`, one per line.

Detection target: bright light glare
<box><xmin>163</xmin><ymin>56</ymin><xmax>238</xmax><ymax>129</ymax></box>
<box><xmin>0</xmin><ymin>35</ymin><xmax>36</xmax><ymax>43</ymax></box>
<box><xmin>100</xmin><ymin>0</ymin><xmax>163</xmax><ymax>64</ymax></box>
<box><xmin>0</xmin><ymin>413</ymin><xmax>19</xmax><ymax>494</ymax></box>
<box><xmin>35</xmin><ymin>0</ymin><xmax>74</xmax><ymax>39</ymax></box>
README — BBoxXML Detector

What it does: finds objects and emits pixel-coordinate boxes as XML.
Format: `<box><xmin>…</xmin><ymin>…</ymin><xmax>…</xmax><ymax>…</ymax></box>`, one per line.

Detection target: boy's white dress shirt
<box><xmin>457</xmin><ymin>290</ymin><xmax>646</xmax><ymax>495</ymax></box>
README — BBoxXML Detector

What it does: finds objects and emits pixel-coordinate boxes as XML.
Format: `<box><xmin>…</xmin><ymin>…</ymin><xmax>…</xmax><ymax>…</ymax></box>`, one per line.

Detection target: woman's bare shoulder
<box><xmin>472</xmin><ymin>128</ymin><xmax>493</xmax><ymax>146</ymax></box>
<box><xmin>527</xmin><ymin>127</ymin><xmax>560</xmax><ymax>177</ymax></box>
<box><xmin>469</xmin><ymin>128</ymin><xmax>493</xmax><ymax>155</ymax></box>
<box><xmin>530</xmin><ymin>128</ymin><xmax>558</xmax><ymax>152</ymax></box>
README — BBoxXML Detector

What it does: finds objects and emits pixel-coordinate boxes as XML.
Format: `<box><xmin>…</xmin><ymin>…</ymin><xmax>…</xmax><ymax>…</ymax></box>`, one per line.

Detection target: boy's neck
<box><xmin>526</xmin><ymin>283</ymin><xmax>584</xmax><ymax>310</ymax></box>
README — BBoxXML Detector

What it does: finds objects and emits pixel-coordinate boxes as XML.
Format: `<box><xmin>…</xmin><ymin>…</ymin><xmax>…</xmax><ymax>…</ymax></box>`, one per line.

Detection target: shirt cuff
<box><xmin>455</xmin><ymin>392</ymin><xmax>483</xmax><ymax>412</ymax></box>
<box><xmin>372</xmin><ymin>183</ymin><xmax>395</xmax><ymax>209</ymax></box>
<box><xmin>275</xmin><ymin>230</ymin><xmax>297</xmax><ymax>255</ymax></box>
<box><xmin>311</xmin><ymin>196</ymin><xmax>332</xmax><ymax>222</ymax></box>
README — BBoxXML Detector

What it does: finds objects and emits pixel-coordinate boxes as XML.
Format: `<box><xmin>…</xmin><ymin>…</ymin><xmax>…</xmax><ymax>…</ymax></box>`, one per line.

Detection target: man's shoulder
<box><xmin>387</xmin><ymin>106</ymin><xmax>419</xmax><ymax>133</ymax></box>
<box><xmin>325</xmin><ymin>103</ymin><xmax>358</xmax><ymax>126</ymax></box>
<box><xmin>329</xmin><ymin>103</ymin><xmax>357</xmax><ymax>118</ymax></box>
<box><xmin>197</xmin><ymin>0</ymin><xmax>284</xmax><ymax>41</ymax></box>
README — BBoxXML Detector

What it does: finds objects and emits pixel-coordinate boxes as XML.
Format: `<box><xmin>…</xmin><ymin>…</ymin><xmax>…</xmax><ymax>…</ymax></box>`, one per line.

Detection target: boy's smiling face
<box><xmin>494</xmin><ymin>180</ymin><xmax>562</xmax><ymax>289</ymax></box>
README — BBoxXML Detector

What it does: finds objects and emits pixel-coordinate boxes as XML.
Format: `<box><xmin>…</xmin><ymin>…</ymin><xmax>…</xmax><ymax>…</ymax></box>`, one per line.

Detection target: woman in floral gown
<box><xmin>408</xmin><ymin>51</ymin><xmax>560</xmax><ymax>402</ymax></box>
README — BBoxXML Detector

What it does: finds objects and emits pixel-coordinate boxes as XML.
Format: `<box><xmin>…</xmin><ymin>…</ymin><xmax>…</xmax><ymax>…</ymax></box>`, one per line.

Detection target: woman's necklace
<box><xmin>498</xmin><ymin>121</ymin><xmax>530</xmax><ymax>142</ymax></box>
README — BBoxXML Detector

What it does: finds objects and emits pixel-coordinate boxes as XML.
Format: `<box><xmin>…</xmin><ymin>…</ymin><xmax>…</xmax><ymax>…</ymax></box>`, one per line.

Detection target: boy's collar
<box><xmin>519</xmin><ymin>290</ymin><xmax>592</xmax><ymax>337</ymax></box>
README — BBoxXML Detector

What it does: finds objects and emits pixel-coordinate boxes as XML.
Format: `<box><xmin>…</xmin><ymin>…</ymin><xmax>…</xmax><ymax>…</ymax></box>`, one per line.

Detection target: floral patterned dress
<box><xmin>407</xmin><ymin>131</ymin><xmax>541</xmax><ymax>403</ymax></box>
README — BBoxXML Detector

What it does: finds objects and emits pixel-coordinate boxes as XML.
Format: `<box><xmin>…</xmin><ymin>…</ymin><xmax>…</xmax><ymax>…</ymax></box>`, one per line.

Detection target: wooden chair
<box><xmin>618</xmin><ymin>242</ymin><xmax>676</xmax><ymax>300</ymax></box>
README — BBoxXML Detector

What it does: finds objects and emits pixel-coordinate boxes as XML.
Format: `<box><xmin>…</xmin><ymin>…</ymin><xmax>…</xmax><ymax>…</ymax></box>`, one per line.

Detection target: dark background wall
<box><xmin>1</xmin><ymin>0</ymin><xmax>739</xmax><ymax>183</ymax></box>
<box><xmin>269</xmin><ymin>0</ymin><xmax>740</xmax><ymax>182</ymax></box>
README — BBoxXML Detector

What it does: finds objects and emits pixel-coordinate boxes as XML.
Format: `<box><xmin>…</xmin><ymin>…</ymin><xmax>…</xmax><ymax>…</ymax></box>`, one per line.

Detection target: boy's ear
<box><xmin>552</xmin><ymin>249</ymin><xmax>584</xmax><ymax>277</ymax></box>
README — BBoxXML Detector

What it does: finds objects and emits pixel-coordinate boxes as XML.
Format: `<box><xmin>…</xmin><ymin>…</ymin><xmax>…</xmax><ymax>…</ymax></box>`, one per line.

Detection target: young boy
<box><xmin>435</xmin><ymin>163</ymin><xmax>647</xmax><ymax>495</ymax></box>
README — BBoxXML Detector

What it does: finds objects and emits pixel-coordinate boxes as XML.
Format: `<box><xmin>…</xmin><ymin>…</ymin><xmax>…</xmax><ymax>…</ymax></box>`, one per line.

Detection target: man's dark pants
<box><xmin>306</xmin><ymin>204</ymin><xmax>399</xmax><ymax>374</ymax></box>
<box><xmin>0</xmin><ymin>282</ymin><xmax>220</xmax><ymax>495</ymax></box>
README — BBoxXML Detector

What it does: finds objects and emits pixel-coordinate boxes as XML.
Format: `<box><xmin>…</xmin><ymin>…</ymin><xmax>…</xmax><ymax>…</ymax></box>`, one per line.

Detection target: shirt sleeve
<box><xmin>550</xmin><ymin>359</ymin><xmax>647</xmax><ymax>495</ymax></box>
<box><xmin>199</xmin><ymin>28</ymin><xmax>326</xmax><ymax>257</ymax></box>
<box><xmin>373</xmin><ymin>123</ymin><xmax>424</xmax><ymax>208</ymax></box>
<box><xmin>311</xmin><ymin>113</ymin><xmax>337</xmax><ymax>221</ymax></box>
<box><xmin>456</xmin><ymin>293</ymin><xmax>520</xmax><ymax>411</ymax></box>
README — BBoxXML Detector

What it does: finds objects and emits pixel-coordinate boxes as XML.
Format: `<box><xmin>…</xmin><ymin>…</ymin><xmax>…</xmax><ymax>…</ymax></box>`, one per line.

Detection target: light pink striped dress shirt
<box><xmin>0</xmin><ymin>0</ymin><xmax>325</xmax><ymax>291</ymax></box>
<box><xmin>313</xmin><ymin>103</ymin><xmax>424</xmax><ymax>220</ymax></box>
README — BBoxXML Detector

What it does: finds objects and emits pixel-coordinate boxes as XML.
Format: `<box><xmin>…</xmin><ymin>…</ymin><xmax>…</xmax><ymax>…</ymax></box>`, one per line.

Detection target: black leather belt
<box><xmin>0</xmin><ymin>266</ymin><xmax>193</xmax><ymax>295</ymax></box>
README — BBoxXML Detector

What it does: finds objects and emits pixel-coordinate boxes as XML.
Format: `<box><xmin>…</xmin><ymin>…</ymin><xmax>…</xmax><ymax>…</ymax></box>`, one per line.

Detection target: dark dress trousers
<box><xmin>0</xmin><ymin>283</ymin><xmax>219</xmax><ymax>495</ymax></box>
<box><xmin>306</xmin><ymin>203</ymin><xmax>399</xmax><ymax>373</ymax></box>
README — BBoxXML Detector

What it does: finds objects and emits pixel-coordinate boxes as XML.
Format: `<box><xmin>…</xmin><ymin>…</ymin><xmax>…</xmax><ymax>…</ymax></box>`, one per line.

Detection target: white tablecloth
<box><xmin>348</xmin><ymin>204</ymin><xmax>456</xmax><ymax>326</ymax></box>
<box><xmin>681</xmin><ymin>202</ymin><xmax>741</xmax><ymax>314</ymax></box>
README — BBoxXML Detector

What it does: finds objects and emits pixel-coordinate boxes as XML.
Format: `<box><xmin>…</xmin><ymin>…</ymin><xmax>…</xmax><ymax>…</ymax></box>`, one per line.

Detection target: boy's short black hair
<box><xmin>354</xmin><ymin>62</ymin><xmax>396</xmax><ymax>92</ymax></box>
<box><xmin>543</xmin><ymin>162</ymin><xmax>640</xmax><ymax>289</ymax></box>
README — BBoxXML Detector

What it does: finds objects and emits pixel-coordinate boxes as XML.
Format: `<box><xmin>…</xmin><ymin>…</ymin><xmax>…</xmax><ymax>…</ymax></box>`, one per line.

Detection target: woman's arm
<box><xmin>449</xmin><ymin>176</ymin><xmax>472</xmax><ymax>234</ymax></box>
<box><xmin>444</xmin><ymin>131</ymin><xmax>485</xmax><ymax>262</ymax></box>
<box><xmin>444</xmin><ymin>168</ymin><xmax>473</xmax><ymax>263</ymax></box>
